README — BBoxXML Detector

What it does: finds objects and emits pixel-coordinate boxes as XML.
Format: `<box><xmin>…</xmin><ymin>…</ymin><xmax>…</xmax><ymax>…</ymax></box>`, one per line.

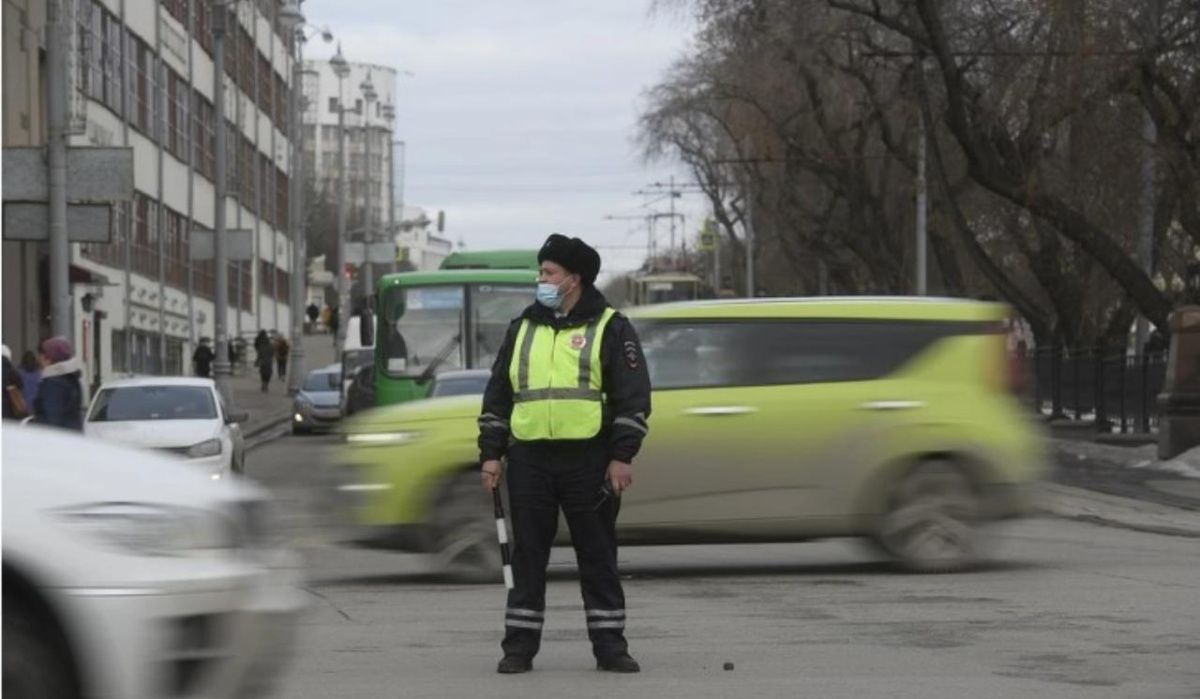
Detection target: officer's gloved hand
<box><xmin>481</xmin><ymin>459</ymin><xmax>503</xmax><ymax>492</ymax></box>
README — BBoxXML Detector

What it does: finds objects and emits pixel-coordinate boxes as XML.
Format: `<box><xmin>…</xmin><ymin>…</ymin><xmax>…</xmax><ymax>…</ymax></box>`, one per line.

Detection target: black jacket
<box><xmin>478</xmin><ymin>286</ymin><xmax>651</xmax><ymax>464</ymax></box>
<box><xmin>34</xmin><ymin>358</ymin><xmax>84</xmax><ymax>431</ymax></box>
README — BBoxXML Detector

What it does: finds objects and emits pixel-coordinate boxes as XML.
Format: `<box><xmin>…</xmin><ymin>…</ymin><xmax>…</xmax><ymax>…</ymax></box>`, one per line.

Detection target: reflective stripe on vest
<box><xmin>508</xmin><ymin>308</ymin><xmax>615</xmax><ymax>440</ymax></box>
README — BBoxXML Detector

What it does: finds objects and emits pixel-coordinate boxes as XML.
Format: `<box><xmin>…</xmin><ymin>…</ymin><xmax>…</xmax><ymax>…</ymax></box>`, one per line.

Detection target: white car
<box><xmin>84</xmin><ymin>377</ymin><xmax>247</xmax><ymax>478</ymax></box>
<box><xmin>2</xmin><ymin>426</ymin><xmax>304</xmax><ymax>698</ymax></box>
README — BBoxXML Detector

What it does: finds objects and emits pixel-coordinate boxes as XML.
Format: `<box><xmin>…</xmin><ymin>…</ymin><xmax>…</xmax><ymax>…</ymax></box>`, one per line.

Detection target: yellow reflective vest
<box><xmin>508</xmin><ymin>308</ymin><xmax>616</xmax><ymax>440</ymax></box>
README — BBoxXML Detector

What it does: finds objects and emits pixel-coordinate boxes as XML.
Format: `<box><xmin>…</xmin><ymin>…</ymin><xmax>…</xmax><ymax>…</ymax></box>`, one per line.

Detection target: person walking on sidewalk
<box><xmin>2</xmin><ymin>345</ymin><xmax>27</xmax><ymax>421</ymax></box>
<box><xmin>274</xmin><ymin>335</ymin><xmax>290</xmax><ymax>378</ymax></box>
<box><xmin>33</xmin><ymin>337</ymin><xmax>85</xmax><ymax>431</ymax></box>
<box><xmin>254</xmin><ymin>330</ymin><xmax>273</xmax><ymax>393</ymax></box>
<box><xmin>478</xmin><ymin>234</ymin><xmax>651</xmax><ymax>675</ymax></box>
<box><xmin>17</xmin><ymin>350</ymin><xmax>41</xmax><ymax>411</ymax></box>
<box><xmin>193</xmin><ymin>338</ymin><xmax>215</xmax><ymax>378</ymax></box>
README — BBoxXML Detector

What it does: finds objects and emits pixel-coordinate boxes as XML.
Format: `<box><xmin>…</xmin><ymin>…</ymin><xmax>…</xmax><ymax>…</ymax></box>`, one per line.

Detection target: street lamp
<box><xmin>360</xmin><ymin>70</ymin><xmax>378</xmax><ymax>300</ymax></box>
<box><xmin>211</xmin><ymin>1</ymin><xmax>240</xmax><ymax>407</ymax></box>
<box><xmin>330</xmin><ymin>44</ymin><xmax>354</xmax><ymax>357</ymax></box>
<box><xmin>279</xmin><ymin>1</ymin><xmax>333</xmax><ymax>394</ymax></box>
<box><xmin>382</xmin><ymin>101</ymin><xmax>397</xmax><ymax>274</ymax></box>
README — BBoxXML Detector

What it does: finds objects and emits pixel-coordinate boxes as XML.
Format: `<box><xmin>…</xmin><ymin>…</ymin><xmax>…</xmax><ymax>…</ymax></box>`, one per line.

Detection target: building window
<box><xmin>329</xmin><ymin>97</ymin><xmax>338</xmax><ymax>113</ymax></box>
<box><xmin>102</xmin><ymin>9</ymin><xmax>123</xmax><ymax>116</ymax></box>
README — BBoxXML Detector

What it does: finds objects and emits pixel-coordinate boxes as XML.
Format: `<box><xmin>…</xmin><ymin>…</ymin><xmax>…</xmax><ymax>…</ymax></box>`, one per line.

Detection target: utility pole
<box><xmin>360</xmin><ymin>71</ymin><xmax>377</xmax><ymax>300</ymax></box>
<box><xmin>383</xmin><ymin>103</ymin><xmax>396</xmax><ymax>275</ymax></box>
<box><xmin>47</xmin><ymin>0</ymin><xmax>71</xmax><ymax>338</ymax></box>
<box><xmin>211</xmin><ymin>2</ymin><xmax>233</xmax><ymax>406</ymax></box>
<box><xmin>285</xmin><ymin>12</ymin><xmax>306</xmax><ymax>395</ymax></box>
<box><xmin>744</xmin><ymin>193</ymin><xmax>755</xmax><ymax>297</ymax></box>
<box><xmin>331</xmin><ymin>46</ymin><xmax>353</xmax><ymax>358</ymax></box>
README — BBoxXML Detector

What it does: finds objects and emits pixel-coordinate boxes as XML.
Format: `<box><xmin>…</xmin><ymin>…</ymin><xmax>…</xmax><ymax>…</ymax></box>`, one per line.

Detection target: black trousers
<box><xmin>502</xmin><ymin>439</ymin><xmax>628</xmax><ymax>660</ymax></box>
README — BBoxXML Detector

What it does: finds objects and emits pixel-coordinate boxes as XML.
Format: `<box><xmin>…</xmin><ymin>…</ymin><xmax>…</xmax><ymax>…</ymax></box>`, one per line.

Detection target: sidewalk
<box><xmin>228</xmin><ymin>332</ymin><xmax>339</xmax><ymax>439</ymax></box>
<box><xmin>1051</xmin><ymin>435</ymin><xmax>1200</xmax><ymax>512</ymax></box>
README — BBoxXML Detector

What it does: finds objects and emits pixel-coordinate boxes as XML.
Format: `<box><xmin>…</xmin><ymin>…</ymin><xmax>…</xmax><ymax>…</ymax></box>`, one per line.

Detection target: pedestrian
<box><xmin>32</xmin><ymin>336</ymin><xmax>85</xmax><ymax>431</ymax></box>
<box><xmin>2</xmin><ymin>345</ymin><xmax>27</xmax><ymax>421</ymax></box>
<box><xmin>17</xmin><ymin>350</ymin><xmax>42</xmax><ymax>410</ymax></box>
<box><xmin>320</xmin><ymin>305</ymin><xmax>331</xmax><ymax>333</ymax></box>
<box><xmin>329</xmin><ymin>305</ymin><xmax>340</xmax><ymax>342</ymax></box>
<box><xmin>274</xmin><ymin>334</ymin><xmax>290</xmax><ymax>378</ymax></box>
<box><xmin>478</xmin><ymin>234</ymin><xmax>651</xmax><ymax>675</ymax></box>
<box><xmin>307</xmin><ymin>303</ymin><xmax>320</xmax><ymax>334</ymax></box>
<box><xmin>193</xmin><ymin>337</ymin><xmax>215</xmax><ymax>378</ymax></box>
<box><xmin>254</xmin><ymin>330</ymin><xmax>273</xmax><ymax>392</ymax></box>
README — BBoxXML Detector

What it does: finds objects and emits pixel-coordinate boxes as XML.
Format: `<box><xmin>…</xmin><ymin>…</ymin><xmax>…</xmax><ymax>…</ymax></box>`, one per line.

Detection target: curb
<box><xmin>243</xmin><ymin>410</ymin><xmax>294</xmax><ymax>441</ymax></box>
<box><xmin>1037</xmin><ymin>483</ymin><xmax>1200</xmax><ymax>539</ymax></box>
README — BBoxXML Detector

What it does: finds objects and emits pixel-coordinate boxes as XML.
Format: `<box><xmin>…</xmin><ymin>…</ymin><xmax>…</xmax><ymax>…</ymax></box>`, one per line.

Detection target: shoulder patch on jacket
<box><xmin>623</xmin><ymin>340</ymin><xmax>640</xmax><ymax>369</ymax></box>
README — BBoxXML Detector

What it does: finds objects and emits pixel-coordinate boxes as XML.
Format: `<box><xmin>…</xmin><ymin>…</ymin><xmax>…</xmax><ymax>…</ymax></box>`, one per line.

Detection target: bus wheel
<box><xmin>432</xmin><ymin>471</ymin><xmax>504</xmax><ymax>583</ymax></box>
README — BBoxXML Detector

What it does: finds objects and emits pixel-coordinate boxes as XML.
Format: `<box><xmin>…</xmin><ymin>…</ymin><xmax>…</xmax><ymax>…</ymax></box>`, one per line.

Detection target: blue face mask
<box><xmin>536</xmin><ymin>282</ymin><xmax>564</xmax><ymax>309</ymax></box>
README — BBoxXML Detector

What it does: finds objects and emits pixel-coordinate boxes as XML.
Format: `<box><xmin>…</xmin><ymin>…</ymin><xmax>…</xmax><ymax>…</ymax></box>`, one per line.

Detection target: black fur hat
<box><xmin>537</xmin><ymin>233</ymin><xmax>601</xmax><ymax>286</ymax></box>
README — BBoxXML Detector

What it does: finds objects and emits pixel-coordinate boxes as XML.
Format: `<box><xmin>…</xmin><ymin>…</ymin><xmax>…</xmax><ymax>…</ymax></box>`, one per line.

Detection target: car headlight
<box><xmin>345</xmin><ymin>430</ymin><xmax>423</xmax><ymax>447</ymax></box>
<box><xmin>187</xmin><ymin>438</ymin><xmax>222</xmax><ymax>458</ymax></box>
<box><xmin>56</xmin><ymin>503</ymin><xmax>235</xmax><ymax>556</ymax></box>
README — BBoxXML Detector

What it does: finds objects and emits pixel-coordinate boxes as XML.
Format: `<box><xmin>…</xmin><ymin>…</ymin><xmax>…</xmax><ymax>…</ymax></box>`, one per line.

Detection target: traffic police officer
<box><xmin>479</xmin><ymin>234</ymin><xmax>651</xmax><ymax>674</ymax></box>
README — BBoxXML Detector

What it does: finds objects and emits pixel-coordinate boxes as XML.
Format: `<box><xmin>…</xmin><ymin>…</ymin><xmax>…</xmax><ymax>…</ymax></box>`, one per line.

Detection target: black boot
<box><xmin>597</xmin><ymin>653</ymin><xmax>640</xmax><ymax>673</ymax></box>
<box><xmin>497</xmin><ymin>655</ymin><xmax>533</xmax><ymax>674</ymax></box>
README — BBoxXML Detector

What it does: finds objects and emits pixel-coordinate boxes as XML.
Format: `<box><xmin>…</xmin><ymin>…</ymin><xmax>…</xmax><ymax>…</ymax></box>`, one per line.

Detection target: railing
<box><xmin>1027</xmin><ymin>346</ymin><xmax>1169</xmax><ymax>434</ymax></box>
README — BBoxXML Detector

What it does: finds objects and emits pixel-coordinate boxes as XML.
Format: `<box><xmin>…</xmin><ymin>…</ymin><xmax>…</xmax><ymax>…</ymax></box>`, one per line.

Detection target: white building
<box><xmin>395</xmin><ymin>206</ymin><xmax>453</xmax><ymax>271</ymax></box>
<box><xmin>6</xmin><ymin>0</ymin><xmax>300</xmax><ymax>383</ymax></box>
<box><xmin>301</xmin><ymin>58</ymin><xmax>398</xmax><ymax>243</ymax></box>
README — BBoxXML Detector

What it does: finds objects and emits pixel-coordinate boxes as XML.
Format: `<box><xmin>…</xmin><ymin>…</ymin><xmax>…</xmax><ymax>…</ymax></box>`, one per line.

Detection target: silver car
<box><xmin>292</xmin><ymin>365</ymin><xmax>343</xmax><ymax>434</ymax></box>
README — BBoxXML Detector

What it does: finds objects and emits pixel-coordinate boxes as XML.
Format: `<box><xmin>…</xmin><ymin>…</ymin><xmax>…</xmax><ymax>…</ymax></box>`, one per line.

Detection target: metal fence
<box><xmin>1027</xmin><ymin>347</ymin><xmax>1169</xmax><ymax>434</ymax></box>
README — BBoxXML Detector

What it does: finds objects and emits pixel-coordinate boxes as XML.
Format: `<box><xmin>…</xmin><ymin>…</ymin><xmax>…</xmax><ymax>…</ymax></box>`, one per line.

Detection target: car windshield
<box><xmin>89</xmin><ymin>386</ymin><xmax>217</xmax><ymax>422</ymax></box>
<box><xmin>429</xmin><ymin>376</ymin><xmax>489</xmax><ymax>397</ymax></box>
<box><xmin>303</xmin><ymin>372</ymin><xmax>340</xmax><ymax>392</ymax></box>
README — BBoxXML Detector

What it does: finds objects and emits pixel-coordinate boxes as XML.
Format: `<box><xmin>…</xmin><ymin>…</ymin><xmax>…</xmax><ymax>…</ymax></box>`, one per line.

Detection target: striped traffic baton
<box><xmin>492</xmin><ymin>486</ymin><xmax>514</xmax><ymax>590</ymax></box>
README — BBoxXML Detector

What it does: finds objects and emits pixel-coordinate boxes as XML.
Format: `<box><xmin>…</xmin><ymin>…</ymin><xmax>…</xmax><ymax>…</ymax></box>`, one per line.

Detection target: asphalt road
<box><xmin>248</xmin><ymin>433</ymin><xmax>1200</xmax><ymax>699</ymax></box>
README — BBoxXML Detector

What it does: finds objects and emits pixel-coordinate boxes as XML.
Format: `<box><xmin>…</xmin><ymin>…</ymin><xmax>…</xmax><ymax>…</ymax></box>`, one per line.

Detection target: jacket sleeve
<box><xmin>477</xmin><ymin>319</ymin><xmax>521</xmax><ymax>463</ymax></box>
<box><xmin>35</xmin><ymin>379</ymin><xmax>69</xmax><ymax>427</ymax></box>
<box><xmin>602</xmin><ymin>314</ymin><xmax>652</xmax><ymax>463</ymax></box>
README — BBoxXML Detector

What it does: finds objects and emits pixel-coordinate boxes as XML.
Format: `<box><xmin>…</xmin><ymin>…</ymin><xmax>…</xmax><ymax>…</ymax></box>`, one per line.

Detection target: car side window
<box><xmin>639</xmin><ymin>320</ymin><xmax>961</xmax><ymax>389</ymax></box>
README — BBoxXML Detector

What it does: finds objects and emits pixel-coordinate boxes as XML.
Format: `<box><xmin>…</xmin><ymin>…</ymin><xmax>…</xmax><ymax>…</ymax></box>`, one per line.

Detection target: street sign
<box><xmin>346</xmin><ymin>242</ymin><xmax>397</xmax><ymax>265</ymax></box>
<box><xmin>189</xmin><ymin>229</ymin><xmax>254</xmax><ymax>261</ymax></box>
<box><xmin>2</xmin><ymin>147</ymin><xmax>134</xmax><ymax>202</ymax></box>
<box><xmin>2</xmin><ymin>203</ymin><xmax>111</xmax><ymax>242</ymax></box>
<box><xmin>698</xmin><ymin>219</ymin><xmax>717</xmax><ymax>251</ymax></box>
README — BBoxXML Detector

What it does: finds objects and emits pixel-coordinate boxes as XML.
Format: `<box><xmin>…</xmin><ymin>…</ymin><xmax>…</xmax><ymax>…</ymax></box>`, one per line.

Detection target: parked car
<box><xmin>2</xmin><ymin>426</ymin><xmax>304</xmax><ymax>698</ymax></box>
<box><xmin>426</xmin><ymin>369</ymin><xmax>491</xmax><ymax>398</ymax></box>
<box><xmin>293</xmin><ymin>365</ymin><xmax>343</xmax><ymax>434</ymax></box>
<box><xmin>84</xmin><ymin>377</ymin><xmax>248</xmax><ymax>478</ymax></box>
<box><xmin>335</xmin><ymin>298</ymin><xmax>1047</xmax><ymax>575</ymax></box>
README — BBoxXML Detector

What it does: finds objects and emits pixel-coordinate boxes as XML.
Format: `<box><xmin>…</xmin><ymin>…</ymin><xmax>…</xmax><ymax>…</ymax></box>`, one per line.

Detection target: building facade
<box><xmin>3</xmin><ymin>0</ymin><xmax>299</xmax><ymax>386</ymax></box>
<box><xmin>301</xmin><ymin>58</ymin><xmax>397</xmax><ymax>248</ymax></box>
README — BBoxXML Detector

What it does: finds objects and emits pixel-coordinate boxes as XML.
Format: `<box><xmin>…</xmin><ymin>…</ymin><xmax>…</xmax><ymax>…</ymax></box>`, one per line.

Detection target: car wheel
<box><xmin>431</xmin><ymin>470</ymin><xmax>504</xmax><ymax>583</ymax></box>
<box><xmin>3</xmin><ymin>599</ymin><xmax>79</xmax><ymax>699</ymax></box>
<box><xmin>876</xmin><ymin>460</ymin><xmax>981</xmax><ymax>574</ymax></box>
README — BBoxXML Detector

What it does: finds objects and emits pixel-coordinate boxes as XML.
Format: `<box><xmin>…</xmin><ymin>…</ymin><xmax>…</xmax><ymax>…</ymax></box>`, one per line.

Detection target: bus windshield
<box><xmin>381</xmin><ymin>283</ymin><xmax>532</xmax><ymax>377</ymax></box>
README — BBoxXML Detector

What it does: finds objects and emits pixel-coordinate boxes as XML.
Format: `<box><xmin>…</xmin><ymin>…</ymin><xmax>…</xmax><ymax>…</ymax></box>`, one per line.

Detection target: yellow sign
<box><xmin>698</xmin><ymin>219</ymin><xmax>716</xmax><ymax>251</ymax></box>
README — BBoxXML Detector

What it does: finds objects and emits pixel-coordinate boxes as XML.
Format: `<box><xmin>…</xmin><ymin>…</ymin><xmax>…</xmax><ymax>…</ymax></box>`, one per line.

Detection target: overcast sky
<box><xmin>301</xmin><ymin>0</ymin><xmax>705</xmax><ymax>278</ymax></box>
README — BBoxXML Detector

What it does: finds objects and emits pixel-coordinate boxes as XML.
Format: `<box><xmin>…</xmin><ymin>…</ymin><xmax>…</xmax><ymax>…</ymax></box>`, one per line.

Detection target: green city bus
<box><xmin>364</xmin><ymin>251</ymin><xmax>538</xmax><ymax>406</ymax></box>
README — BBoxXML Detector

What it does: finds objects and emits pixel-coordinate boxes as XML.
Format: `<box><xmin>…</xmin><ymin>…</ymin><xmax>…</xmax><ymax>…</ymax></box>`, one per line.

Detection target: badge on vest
<box><xmin>570</xmin><ymin>334</ymin><xmax>588</xmax><ymax>351</ymax></box>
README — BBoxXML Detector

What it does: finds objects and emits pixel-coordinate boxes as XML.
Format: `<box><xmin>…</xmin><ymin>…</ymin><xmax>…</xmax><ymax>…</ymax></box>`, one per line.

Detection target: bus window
<box><xmin>471</xmin><ymin>284</ymin><xmax>534</xmax><ymax>368</ymax></box>
<box><xmin>382</xmin><ymin>285</ymin><xmax>465</xmax><ymax>377</ymax></box>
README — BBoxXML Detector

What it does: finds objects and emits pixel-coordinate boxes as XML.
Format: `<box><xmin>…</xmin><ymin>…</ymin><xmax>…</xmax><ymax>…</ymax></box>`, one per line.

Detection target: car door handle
<box><xmin>859</xmin><ymin>400</ymin><xmax>925</xmax><ymax>411</ymax></box>
<box><xmin>683</xmin><ymin>406</ymin><xmax>759</xmax><ymax>416</ymax></box>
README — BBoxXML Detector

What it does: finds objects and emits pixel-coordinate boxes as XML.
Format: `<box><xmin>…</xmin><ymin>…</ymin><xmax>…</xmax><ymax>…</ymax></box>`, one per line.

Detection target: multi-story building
<box><xmin>301</xmin><ymin>58</ymin><xmax>397</xmax><ymax>252</ymax></box>
<box><xmin>2</xmin><ymin>0</ymin><xmax>298</xmax><ymax>386</ymax></box>
<box><xmin>394</xmin><ymin>205</ymin><xmax>453</xmax><ymax>272</ymax></box>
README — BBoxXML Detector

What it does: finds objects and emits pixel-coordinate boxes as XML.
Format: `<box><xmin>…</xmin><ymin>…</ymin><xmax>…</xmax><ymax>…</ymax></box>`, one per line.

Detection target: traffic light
<box><xmin>344</xmin><ymin>262</ymin><xmax>356</xmax><ymax>279</ymax></box>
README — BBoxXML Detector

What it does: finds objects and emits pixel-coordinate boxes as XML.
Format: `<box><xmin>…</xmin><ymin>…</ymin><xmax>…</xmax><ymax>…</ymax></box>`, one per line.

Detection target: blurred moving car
<box><xmin>293</xmin><ymin>364</ymin><xmax>343</xmax><ymax>435</ymax></box>
<box><xmin>336</xmin><ymin>298</ymin><xmax>1047</xmax><ymax>575</ymax></box>
<box><xmin>426</xmin><ymin>369</ymin><xmax>491</xmax><ymax>398</ymax></box>
<box><xmin>84</xmin><ymin>377</ymin><xmax>248</xmax><ymax>478</ymax></box>
<box><xmin>2</xmin><ymin>426</ymin><xmax>303</xmax><ymax>698</ymax></box>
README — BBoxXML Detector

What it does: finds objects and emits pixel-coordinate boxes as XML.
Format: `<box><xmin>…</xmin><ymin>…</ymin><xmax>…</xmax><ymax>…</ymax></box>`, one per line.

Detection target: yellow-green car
<box><xmin>335</xmin><ymin>297</ymin><xmax>1046</xmax><ymax>574</ymax></box>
